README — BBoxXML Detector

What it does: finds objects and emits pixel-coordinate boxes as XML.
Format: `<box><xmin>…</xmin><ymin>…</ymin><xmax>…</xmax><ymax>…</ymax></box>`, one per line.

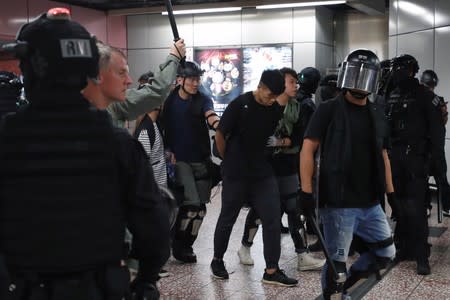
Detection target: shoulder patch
<box><xmin>432</xmin><ymin>95</ymin><xmax>440</xmax><ymax>107</ymax></box>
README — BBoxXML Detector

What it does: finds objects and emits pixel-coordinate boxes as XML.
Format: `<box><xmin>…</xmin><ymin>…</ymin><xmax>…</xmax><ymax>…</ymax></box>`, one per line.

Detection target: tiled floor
<box><xmin>158</xmin><ymin>184</ymin><xmax>450</xmax><ymax>300</ymax></box>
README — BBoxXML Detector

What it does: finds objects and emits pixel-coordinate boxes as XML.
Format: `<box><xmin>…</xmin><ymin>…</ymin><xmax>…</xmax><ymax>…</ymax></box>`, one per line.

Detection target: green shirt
<box><xmin>107</xmin><ymin>54</ymin><xmax>180</xmax><ymax>128</ymax></box>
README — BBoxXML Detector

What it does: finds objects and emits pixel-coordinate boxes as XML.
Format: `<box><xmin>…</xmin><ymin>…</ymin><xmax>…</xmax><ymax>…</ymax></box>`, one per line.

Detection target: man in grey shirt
<box><xmin>83</xmin><ymin>39</ymin><xmax>186</xmax><ymax>127</ymax></box>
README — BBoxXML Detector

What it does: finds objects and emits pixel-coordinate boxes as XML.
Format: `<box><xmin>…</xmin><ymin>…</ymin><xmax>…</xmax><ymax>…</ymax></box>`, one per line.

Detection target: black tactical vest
<box><xmin>385</xmin><ymin>79</ymin><xmax>432</xmax><ymax>154</ymax></box>
<box><xmin>0</xmin><ymin>91</ymin><xmax>125</xmax><ymax>272</ymax></box>
<box><xmin>385</xmin><ymin>87</ymin><xmax>416</xmax><ymax>145</ymax></box>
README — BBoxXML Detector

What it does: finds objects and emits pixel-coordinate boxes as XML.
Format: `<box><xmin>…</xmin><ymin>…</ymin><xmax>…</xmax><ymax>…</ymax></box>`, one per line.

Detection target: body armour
<box><xmin>0</xmin><ymin>91</ymin><xmax>125</xmax><ymax>272</ymax></box>
<box><xmin>386</xmin><ymin>78</ymin><xmax>443</xmax><ymax>156</ymax></box>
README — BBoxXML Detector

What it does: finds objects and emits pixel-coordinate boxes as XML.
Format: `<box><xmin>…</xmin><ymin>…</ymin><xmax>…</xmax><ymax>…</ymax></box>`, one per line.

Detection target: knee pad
<box><xmin>191</xmin><ymin>206</ymin><xmax>206</xmax><ymax>236</ymax></box>
<box><xmin>177</xmin><ymin>206</ymin><xmax>199</xmax><ymax>232</ymax></box>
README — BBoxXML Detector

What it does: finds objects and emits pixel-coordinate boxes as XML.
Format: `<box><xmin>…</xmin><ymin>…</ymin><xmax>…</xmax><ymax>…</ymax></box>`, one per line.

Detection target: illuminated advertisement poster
<box><xmin>194</xmin><ymin>48</ymin><xmax>242</xmax><ymax>115</ymax></box>
<box><xmin>243</xmin><ymin>45</ymin><xmax>292</xmax><ymax>92</ymax></box>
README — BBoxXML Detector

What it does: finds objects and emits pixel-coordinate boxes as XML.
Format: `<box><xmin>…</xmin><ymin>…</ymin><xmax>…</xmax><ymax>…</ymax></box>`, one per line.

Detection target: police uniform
<box><xmin>386</xmin><ymin>73</ymin><xmax>445</xmax><ymax>273</ymax></box>
<box><xmin>0</xmin><ymin>9</ymin><xmax>170</xmax><ymax>300</ymax></box>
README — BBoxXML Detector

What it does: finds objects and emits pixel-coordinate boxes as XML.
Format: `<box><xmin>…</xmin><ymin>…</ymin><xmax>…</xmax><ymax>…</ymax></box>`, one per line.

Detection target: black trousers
<box><xmin>213</xmin><ymin>176</ymin><xmax>281</xmax><ymax>269</ymax></box>
<box><xmin>391</xmin><ymin>148</ymin><xmax>429</xmax><ymax>260</ymax></box>
<box><xmin>241</xmin><ymin>174</ymin><xmax>306</xmax><ymax>253</ymax></box>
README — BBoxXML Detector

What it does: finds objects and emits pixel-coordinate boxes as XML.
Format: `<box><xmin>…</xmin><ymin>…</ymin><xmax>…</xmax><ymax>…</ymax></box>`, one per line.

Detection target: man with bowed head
<box><xmin>211</xmin><ymin>69</ymin><xmax>298</xmax><ymax>286</ymax></box>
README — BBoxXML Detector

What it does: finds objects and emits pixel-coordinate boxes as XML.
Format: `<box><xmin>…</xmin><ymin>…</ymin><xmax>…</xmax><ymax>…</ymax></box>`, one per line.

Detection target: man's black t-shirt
<box><xmin>218</xmin><ymin>91</ymin><xmax>283</xmax><ymax>178</ymax></box>
<box><xmin>305</xmin><ymin>98</ymin><xmax>378</xmax><ymax>208</ymax></box>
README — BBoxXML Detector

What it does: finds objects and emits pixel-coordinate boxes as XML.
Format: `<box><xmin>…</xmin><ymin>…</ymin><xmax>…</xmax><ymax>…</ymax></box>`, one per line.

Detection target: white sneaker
<box><xmin>238</xmin><ymin>245</ymin><xmax>254</xmax><ymax>265</ymax></box>
<box><xmin>297</xmin><ymin>252</ymin><xmax>325</xmax><ymax>271</ymax></box>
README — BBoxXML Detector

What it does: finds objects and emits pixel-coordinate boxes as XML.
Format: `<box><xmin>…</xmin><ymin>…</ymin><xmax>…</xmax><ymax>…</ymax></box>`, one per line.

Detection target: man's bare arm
<box><xmin>300</xmin><ymin>138</ymin><xmax>320</xmax><ymax>193</ymax></box>
<box><xmin>382</xmin><ymin>149</ymin><xmax>394</xmax><ymax>194</ymax></box>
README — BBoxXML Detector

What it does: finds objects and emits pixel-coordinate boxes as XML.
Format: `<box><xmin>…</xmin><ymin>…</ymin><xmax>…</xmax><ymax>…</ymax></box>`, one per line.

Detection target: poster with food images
<box><xmin>194</xmin><ymin>48</ymin><xmax>242</xmax><ymax>115</ymax></box>
<box><xmin>242</xmin><ymin>45</ymin><xmax>292</xmax><ymax>93</ymax></box>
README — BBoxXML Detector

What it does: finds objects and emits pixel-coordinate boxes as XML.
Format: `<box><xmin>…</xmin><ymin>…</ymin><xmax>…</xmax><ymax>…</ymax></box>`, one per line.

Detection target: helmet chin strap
<box><xmin>180</xmin><ymin>77</ymin><xmax>196</xmax><ymax>97</ymax></box>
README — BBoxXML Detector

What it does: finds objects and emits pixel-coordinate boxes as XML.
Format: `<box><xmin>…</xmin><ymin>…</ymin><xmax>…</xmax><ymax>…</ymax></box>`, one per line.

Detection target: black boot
<box><xmin>417</xmin><ymin>258</ymin><xmax>430</xmax><ymax>275</ymax></box>
<box><xmin>172</xmin><ymin>237</ymin><xmax>197</xmax><ymax>263</ymax></box>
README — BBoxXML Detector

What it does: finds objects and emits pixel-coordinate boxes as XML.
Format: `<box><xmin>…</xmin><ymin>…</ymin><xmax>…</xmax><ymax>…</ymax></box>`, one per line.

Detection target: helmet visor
<box><xmin>337</xmin><ymin>61</ymin><xmax>379</xmax><ymax>94</ymax></box>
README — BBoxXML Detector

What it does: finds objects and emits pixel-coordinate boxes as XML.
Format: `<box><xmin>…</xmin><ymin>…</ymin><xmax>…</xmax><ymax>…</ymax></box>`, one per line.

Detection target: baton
<box><xmin>164</xmin><ymin>0</ymin><xmax>180</xmax><ymax>42</ymax></box>
<box><xmin>435</xmin><ymin>177</ymin><xmax>443</xmax><ymax>223</ymax></box>
<box><xmin>307</xmin><ymin>211</ymin><xmax>340</xmax><ymax>280</ymax></box>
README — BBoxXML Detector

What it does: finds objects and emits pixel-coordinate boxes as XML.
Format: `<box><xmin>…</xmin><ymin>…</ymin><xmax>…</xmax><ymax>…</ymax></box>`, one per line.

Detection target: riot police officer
<box><xmin>386</xmin><ymin>54</ymin><xmax>446</xmax><ymax>275</ymax></box>
<box><xmin>316</xmin><ymin>74</ymin><xmax>339</xmax><ymax>105</ymax></box>
<box><xmin>420</xmin><ymin>69</ymin><xmax>450</xmax><ymax>216</ymax></box>
<box><xmin>0</xmin><ymin>71</ymin><xmax>22</xmax><ymax>119</ymax></box>
<box><xmin>0</xmin><ymin>8</ymin><xmax>170</xmax><ymax>300</ymax></box>
<box><xmin>297</xmin><ymin>67</ymin><xmax>321</xmax><ymax>138</ymax></box>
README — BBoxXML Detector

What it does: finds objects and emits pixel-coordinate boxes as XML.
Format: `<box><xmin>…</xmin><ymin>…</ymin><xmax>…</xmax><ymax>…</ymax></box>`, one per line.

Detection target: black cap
<box><xmin>260</xmin><ymin>69</ymin><xmax>285</xmax><ymax>95</ymax></box>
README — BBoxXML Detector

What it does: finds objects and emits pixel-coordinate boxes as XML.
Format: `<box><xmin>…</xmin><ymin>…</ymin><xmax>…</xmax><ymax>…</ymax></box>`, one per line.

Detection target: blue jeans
<box><xmin>320</xmin><ymin>204</ymin><xmax>395</xmax><ymax>289</ymax></box>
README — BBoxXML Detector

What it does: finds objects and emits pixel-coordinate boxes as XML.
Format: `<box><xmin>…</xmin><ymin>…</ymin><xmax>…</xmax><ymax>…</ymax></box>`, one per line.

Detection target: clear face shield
<box><xmin>337</xmin><ymin>61</ymin><xmax>379</xmax><ymax>94</ymax></box>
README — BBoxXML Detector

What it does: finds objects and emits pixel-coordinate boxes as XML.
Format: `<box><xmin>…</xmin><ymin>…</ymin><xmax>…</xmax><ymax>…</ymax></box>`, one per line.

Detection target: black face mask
<box><xmin>319</xmin><ymin>86</ymin><xmax>339</xmax><ymax>102</ymax></box>
<box><xmin>392</xmin><ymin>68</ymin><xmax>410</xmax><ymax>86</ymax></box>
<box><xmin>348</xmin><ymin>89</ymin><xmax>369</xmax><ymax>100</ymax></box>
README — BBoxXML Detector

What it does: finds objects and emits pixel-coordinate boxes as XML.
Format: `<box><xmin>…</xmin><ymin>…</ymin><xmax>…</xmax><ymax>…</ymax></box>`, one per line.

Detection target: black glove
<box><xmin>387</xmin><ymin>192</ymin><xmax>403</xmax><ymax>221</ymax></box>
<box><xmin>130</xmin><ymin>277</ymin><xmax>160</xmax><ymax>300</ymax></box>
<box><xmin>299</xmin><ymin>190</ymin><xmax>316</xmax><ymax>216</ymax></box>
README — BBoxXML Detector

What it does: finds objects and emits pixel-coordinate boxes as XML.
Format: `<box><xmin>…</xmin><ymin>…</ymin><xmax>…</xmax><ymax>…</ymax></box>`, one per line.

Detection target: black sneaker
<box><xmin>262</xmin><ymin>268</ymin><xmax>298</xmax><ymax>287</ymax></box>
<box><xmin>210</xmin><ymin>259</ymin><xmax>229</xmax><ymax>279</ymax></box>
<box><xmin>443</xmin><ymin>209</ymin><xmax>450</xmax><ymax>217</ymax></box>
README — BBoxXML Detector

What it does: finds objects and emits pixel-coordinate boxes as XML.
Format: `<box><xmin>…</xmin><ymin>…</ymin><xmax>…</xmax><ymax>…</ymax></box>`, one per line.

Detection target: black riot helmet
<box><xmin>2</xmin><ymin>8</ymin><xmax>99</xmax><ymax>95</ymax></box>
<box><xmin>337</xmin><ymin>49</ymin><xmax>380</xmax><ymax>95</ymax></box>
<box><xmin>298</xmin><ymin>67</ymin><xmax>321</xmax><ymax>95</ymax></box>
<box><xmin>390</xmin><ymin>54</ymin><xmax>419</xmax><ymax>87</ymax></box>
<box><xmin>177</xmin><ymin>61</ymin><xmax>204</xmax><ymax>78</ymax></box>
<box><xmin>317</xmin><ymin>74</ymin><xmax>340</xmax><ymax>102</ymax></box>
<box><xmin>420</xmin><ymin>69</ymin><xmax>438</xmax><ymax>88</ymax></box>
<box><xmin>391</xmin><ymin>54</ymin><xmax>419</xmax><ymax>75</ymax></box>
<box><xmin>320</xmin><ymin>74</ymin><xmax>338</xmax><ymax>87</ymax></box>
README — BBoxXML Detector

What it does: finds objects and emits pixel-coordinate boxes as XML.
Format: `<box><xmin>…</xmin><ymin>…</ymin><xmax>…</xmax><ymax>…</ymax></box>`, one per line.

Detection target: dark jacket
<box><xmin>162</xmin><ymin>86</ymin><xmax>211</xmax><ymax>161</ymax></box>
<box><xmin>319</xmin><ymin>93</ymin><xmax>388</xmax><ymax>207</ymax></box>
